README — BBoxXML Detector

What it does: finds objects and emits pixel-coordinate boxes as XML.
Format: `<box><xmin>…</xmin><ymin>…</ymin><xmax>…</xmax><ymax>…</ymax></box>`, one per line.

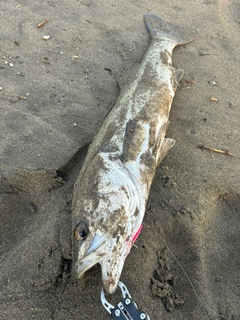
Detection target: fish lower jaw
<box><xmin>76</xmin><ymin>260</ymin><xmax>98</xmax><ymax>279</ymax></box>
<box><xmin>75</xmin><ymin>240</ymin><xmax>108</xmax><ymax>278</ymax></box>
<box><xmin>102</xmin><ymin>278</ymin><xmax>119</xmax><ymax>295</ymax></box>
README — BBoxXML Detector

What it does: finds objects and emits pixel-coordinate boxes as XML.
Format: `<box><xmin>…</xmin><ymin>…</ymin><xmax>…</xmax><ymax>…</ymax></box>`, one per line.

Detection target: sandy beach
<box><xmin>1</xmin><ymin>1</ymin><xmax>240</xmax><ymax>319</ymax></box>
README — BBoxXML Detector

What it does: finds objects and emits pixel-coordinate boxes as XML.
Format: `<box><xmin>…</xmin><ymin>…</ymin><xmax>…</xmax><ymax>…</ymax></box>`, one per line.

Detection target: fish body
<box><xmin>72</xmin><ymin>14</ymin><xmax>199</xmax><ymax>294</ymax></box>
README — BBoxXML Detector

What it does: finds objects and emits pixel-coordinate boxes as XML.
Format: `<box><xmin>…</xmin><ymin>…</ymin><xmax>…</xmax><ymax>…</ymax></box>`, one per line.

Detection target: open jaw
<box><xmin>75</xmin><ymin>233</ymin><xmax>107</xmax><ymax>276</ymax></box>
<box><xmin>75</xmin><ymin>233</ymin><xmax>128</xmax><ymax>294</ymax></box>
<box><xmin>76</xmin><ymin>241</ymin><xmax>107</xmax><ymax>276</ymax></box>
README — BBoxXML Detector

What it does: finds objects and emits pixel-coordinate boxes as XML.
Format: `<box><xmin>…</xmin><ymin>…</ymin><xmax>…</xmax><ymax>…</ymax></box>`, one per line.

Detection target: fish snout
<box><xmin>101</xmin><ymin>254</ymin><xmax>126</xmax><ymax>294</ymax></box>
<box><xmin>102</xmin><ymin>276</ymin><xmax>119</xmax><ymax>294</ymax></box>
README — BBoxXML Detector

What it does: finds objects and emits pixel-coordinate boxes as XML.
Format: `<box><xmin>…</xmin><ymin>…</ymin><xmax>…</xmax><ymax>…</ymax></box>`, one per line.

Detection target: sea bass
<box><xmin>72</xmin><ymin>14</ymin><xmax>199</xmax><ymax>294</ymax></box>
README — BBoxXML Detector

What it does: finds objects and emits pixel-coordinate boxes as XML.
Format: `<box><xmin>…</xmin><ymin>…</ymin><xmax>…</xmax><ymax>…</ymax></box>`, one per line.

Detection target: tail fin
<box><xmin>144</xmin><ymin>13</ymin><xmax>199</xmax><ymax>46</ymax></box>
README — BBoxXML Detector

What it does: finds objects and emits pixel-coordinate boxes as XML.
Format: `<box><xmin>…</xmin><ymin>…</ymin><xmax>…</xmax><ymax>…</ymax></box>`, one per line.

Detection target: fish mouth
<box><xmin>75</xmin><ymin>233</ymin><xmax>107</xmax><ymax>279</ymax></box>
<box><xmin>75</xmin><ymin>232</ymin><xmax>128</xmax><ymax>294</ymax></box>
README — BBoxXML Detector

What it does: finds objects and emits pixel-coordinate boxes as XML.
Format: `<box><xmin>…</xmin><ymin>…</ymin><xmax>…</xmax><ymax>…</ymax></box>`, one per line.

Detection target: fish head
<box><xmin>73</xmin><ymin>221</ymin><xmax>107</xmax><ymax>277</ymax></box>
<box><xmin>73</xmin><ymin>209</ymin><xmax>139</xmax><ymax>294</ymax></box>
<box><xmin>73</xmin><ymin>155</ymin><xmax>143</xmax><ymax>294</ymax></box>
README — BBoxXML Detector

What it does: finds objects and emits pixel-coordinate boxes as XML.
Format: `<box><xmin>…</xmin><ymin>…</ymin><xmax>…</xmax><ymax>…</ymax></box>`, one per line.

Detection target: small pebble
<box><xmin>199</xmin><ymin>50</ymin><xmax>210</xmax><ymax>56</ymax></box>
<box><xmin>43</xmin><ymin>35</ymin><xmax>50</xmax><ymax>40</ymax></box>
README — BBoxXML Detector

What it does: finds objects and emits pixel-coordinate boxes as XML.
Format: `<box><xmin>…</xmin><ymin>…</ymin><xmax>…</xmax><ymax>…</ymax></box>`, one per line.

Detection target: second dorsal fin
<box><xmin>114</xmin><ymin>64</ymin><xmax>139</xmax><ymax>91</ymax></box>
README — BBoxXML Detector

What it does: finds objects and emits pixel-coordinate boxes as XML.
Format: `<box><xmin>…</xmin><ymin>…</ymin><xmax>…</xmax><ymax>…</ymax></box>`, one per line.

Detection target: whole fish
<box><xmin>72</xmin><ymin>13</ymin><xmax>199</xmax><ymax>294</ymax></box>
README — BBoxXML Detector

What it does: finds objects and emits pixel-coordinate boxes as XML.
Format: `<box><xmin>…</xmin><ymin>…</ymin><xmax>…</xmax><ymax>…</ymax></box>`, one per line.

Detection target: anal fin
<box><xmin>172</xmin><ymin>68</ymin><xmax>184</xmax><ymax>91</ymax></box>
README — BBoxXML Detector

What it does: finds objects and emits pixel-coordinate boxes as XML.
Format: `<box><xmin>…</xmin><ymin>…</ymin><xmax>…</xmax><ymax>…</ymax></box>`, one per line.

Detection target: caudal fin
<box><xmin>144</xmin><ymin>13</ymin><xmax>199</xmax><ymax>46</ymax></box>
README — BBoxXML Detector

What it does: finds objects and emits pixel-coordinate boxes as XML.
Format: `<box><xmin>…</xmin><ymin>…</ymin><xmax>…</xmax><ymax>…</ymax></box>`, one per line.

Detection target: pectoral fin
<box><xmin>121</xmin><ymin>119</ymin><xmax>147</xmax><ymax>162</ymax></box>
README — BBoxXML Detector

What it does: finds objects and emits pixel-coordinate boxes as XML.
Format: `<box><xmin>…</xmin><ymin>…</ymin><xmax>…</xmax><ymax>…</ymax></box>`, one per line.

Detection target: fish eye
<box><xmin>74</xmin><ymin>222</ymin><xmax>89</xmax><ymax>241</ymax></box>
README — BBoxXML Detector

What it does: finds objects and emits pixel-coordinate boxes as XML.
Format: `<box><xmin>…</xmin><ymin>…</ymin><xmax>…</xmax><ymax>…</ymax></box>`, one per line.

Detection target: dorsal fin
<box><xmin>156</xmin><ymin>137</ymin><xmax>175</xmax><ymax>166</ymax></box>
